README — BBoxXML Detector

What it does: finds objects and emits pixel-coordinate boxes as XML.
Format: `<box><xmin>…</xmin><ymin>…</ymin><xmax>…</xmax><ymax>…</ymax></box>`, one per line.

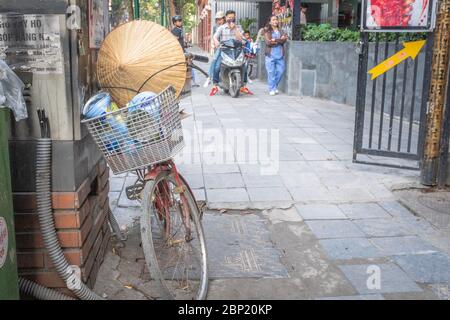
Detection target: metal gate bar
<box><xmin>368</xmin><ymin>33</ymin><xmax>379</xmax><ymax>149</ymax></box>
<box><xmin>387</xmin><ymin>35</ymin><xmax>400</xmax><ymax>151</ymax></box>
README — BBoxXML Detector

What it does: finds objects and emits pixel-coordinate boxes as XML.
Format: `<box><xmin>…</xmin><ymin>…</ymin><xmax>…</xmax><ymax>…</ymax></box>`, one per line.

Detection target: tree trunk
<box><xmin>168</xmin><ymin>0</ymin><xmax>183</xmax><ymax>16</ymax></box>
<box><xmin>128</xmin><ymin>0</ymin><xmax>135</xmax><ymax>20</ymax></box>
<box><xmin>168</xmin><ymin>0</ymin><xmax>176</xmax><ymax>18</ymax></box>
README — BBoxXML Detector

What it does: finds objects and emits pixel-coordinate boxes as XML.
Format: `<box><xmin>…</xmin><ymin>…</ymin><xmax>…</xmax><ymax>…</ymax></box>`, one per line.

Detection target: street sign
<box><xmin>361</xmin><ymin>0</ymin><xmax>438</xmax><ymax>32</ymax></box>
<box><xmin>0</xmin><ymin>13</ymin><xmax>63</xmax><ymax>74</ymax></box>
<box><xmin>368</xmin><ymin>40</ymin><xmax>426</xmax><ymax>80</ymax></box>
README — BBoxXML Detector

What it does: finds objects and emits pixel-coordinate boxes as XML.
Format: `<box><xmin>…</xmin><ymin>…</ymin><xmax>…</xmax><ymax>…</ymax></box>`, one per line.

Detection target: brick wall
<box><xmin>14</xmin><ymin>159</ymin><xmax>111</xmax><ymax>297</ymax></box>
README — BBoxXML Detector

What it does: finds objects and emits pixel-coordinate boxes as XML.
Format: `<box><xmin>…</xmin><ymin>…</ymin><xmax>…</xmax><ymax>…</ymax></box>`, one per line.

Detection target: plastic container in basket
<box><xmin>82</xmin><ymin>86</ymin><xmax>184</xmax><ymax>174</ymax></box>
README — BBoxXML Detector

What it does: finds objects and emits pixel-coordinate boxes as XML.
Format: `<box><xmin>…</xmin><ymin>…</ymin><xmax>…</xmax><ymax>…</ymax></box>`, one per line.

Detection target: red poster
<box><xmin>363</xmin><ymin>0</ymin><xmax>436</xmax><ymax>31</ymax></box>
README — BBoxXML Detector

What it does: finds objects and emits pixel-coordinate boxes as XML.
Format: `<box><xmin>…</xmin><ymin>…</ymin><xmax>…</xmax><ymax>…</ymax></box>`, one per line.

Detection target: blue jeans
<box><xmin>213</xmin><ymin>52</ymin><xmax>222</xmax><ymax>85</ymax></box>
<box><xmin>265</xmin><ymin>56</ymin><xmax>285</xmax><ymax>91</ymax></box>
<box><xmin>208</xmin><ymin>49</ymin><xmax>221</xmax><ymax>78</ymax></box>
<box><xmin>192</xmin><ymin>68</ymin><xmax>196</xmax><ymax>83</ymax></box>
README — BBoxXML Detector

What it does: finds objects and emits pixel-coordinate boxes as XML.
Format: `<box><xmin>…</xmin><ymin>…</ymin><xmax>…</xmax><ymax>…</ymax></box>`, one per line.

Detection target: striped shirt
<box><xmin>213</xmin><ymin>24</ymin><xmax>243</xmax><ymax>43</ymax></box>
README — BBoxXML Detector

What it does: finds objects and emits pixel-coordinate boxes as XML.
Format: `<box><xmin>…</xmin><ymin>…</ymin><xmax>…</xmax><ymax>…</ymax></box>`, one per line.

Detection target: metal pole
<box><xmin>352</xmin><ymin>0</ymin><xmax>359</xmax><ymax>29</ymax></box>
<box><xmin>292</xmin><ymin>0</ymin><xmax>302</xmax><ymax>41</ymax></box>
<box><xmin>161</xmin><ymin>0</ymin><xmax>166</xmax><ymax>27</ymax></box>
<box><xmin>134</xmin><ymin>0</ymin><xmax>140</xmax><ymax>19</ymax></box>
<box><xmin>421</xmin><ymin>0</ymin><xmax>450</xmax><ymax>186</ymax></box>
<box><xmin>353</xmin><ymin>32</ymin><xmax>369</xmax><ymax>161</ymax></box>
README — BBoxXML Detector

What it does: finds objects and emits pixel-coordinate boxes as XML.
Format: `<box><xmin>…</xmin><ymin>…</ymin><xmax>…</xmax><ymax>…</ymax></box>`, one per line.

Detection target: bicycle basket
<box><xmin>82</xmin><ymin>86</ymin><xmax>184</xmax><ymax>174</ymax></box>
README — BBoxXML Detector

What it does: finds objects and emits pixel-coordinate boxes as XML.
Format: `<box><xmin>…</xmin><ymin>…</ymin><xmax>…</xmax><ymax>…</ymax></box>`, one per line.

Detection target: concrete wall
<box><xmin>284</xmin><ymin>41</ymin><xmax>358</xmax><ymax>105</ymax></box>
<box><xmin>258</xmin><ymin>41</ymin><xmax>427</xmax><ymax>122</ymax></box>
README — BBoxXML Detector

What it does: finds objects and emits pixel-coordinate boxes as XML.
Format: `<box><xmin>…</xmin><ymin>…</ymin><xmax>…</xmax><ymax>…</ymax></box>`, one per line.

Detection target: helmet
<box><xmin>172</xmin><ymin>15</ymin><xmax>182</xmax><ymax>23</ymax></box>
<box><xmin>215</xmin><ymin>11</ymin><xmax>225</xmax><ymax>19</ymax></box>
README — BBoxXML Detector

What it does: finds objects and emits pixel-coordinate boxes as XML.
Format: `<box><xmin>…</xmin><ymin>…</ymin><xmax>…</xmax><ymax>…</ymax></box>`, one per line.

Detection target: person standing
<box><xmin>256</xmin><ymin>26</ymin><xmax>267</xmax><ymax>43</ymax></box>
<box><xmin>243</xmin><ymin>30</ymin><xmax>257</xmax><ymax>85</ymax></box>
<box><xmin>264</xmin><ymin>15</ymin><xmax>287</xmax><ymax>96</ymax></box>
<box><xmin>203</xmin><ymin>11</ymin><xmax>226</xmax><ymax>87</ymax></box>
<box><xmin>300</xmin><ymin>3</ymin><xmax>308</xmax><ymax>26</ymax></box>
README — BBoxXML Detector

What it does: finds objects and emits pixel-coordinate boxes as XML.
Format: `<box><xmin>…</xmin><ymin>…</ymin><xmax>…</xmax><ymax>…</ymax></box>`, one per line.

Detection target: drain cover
<box><xmin>203</xmin><ymin>213</ymin><xmax>289</xmax><ymax>279</ymax></box>
<box><xmin>418</xmin><ymin>193</ymin><xmax>450</xmax><ymax>215</ymax></box>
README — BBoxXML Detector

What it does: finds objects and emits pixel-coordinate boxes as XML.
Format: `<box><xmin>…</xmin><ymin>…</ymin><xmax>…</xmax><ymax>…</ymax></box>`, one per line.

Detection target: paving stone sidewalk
<box><xmin>96</xmin><ymin>61</ymin><xmax>450</xmax><ymax>300</ymax></box>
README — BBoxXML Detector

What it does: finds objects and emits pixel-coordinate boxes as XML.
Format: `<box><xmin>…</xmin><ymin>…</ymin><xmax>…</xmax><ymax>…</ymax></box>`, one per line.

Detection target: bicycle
<box><xmin>82</xmin><ymin>86</ymin><xmax>208</xmax><ymax>300</ymax></box>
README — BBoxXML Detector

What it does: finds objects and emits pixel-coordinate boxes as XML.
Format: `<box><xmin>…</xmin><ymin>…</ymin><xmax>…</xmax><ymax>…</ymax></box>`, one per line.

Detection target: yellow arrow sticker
<box><xmin>368</xmin><ymin>40</ymin><xmax>426</xmax><ymax>80</ymax></box>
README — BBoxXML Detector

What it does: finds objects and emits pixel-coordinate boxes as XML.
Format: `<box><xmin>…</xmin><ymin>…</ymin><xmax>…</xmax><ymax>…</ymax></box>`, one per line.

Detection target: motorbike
<box><xmin>219</xmin><ymin>39</ymin><xmax>245</xmax><ymax>98</ymax></box>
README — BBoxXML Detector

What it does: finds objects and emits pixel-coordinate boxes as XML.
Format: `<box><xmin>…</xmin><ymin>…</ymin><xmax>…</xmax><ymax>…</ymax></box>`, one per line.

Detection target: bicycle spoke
<box><xmin>143</xmin><ymin>171</ymin><xmax>207</xmax><ymax>299</ymax></box>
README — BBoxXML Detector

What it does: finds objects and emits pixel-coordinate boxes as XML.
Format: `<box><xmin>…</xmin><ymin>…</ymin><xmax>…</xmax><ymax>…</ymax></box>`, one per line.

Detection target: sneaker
<box><xmin>248</xmin><ymin>78</ymin><xmax>253</xmax><ymax>84</ymax></box>
<box><xmin>209</xmin><ymin>85</ymin><xmax>219</xmax><ymax>96</ymax></box>
<box><xmin>275</xmin><ymin>89</ymin><xmax>279</xmax><ymax>94</ymax></box>
<box><xmin>203</xmin><ymin>77</ymin><xmax>211</xmax><ymax>88</ymax></box>
<box><xmin>269</xmin><ymin>91</ymin><xmax>276</xmax><ymax>96</ymax></box>
<box><xmin>240</xmin><ymin>87</ymin><xmax>253</xmax><ymax>95</ymax></box>
<box><xmin>192</xmin><ymin>83</ymin><xmax>200</xmax><ymax>88</ymax></box>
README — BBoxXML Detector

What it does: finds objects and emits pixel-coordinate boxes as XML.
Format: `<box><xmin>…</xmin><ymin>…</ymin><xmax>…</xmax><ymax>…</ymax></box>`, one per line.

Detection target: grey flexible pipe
<box><xmin>19</xmin><ymin>277</ymin><xmax>75</xmax><ymax>300</ymax></box>
<box><xmin>35</xmin><ymin>138</ymin><xmax>103</xmax><ymax>300</ymax></box>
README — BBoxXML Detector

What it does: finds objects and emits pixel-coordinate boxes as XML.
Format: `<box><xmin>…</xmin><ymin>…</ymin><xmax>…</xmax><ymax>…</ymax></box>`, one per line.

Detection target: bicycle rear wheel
<box><xmin>141</xmin><ymin>170</ymin><xmax>208</xmax><ymax>300</ymax></box>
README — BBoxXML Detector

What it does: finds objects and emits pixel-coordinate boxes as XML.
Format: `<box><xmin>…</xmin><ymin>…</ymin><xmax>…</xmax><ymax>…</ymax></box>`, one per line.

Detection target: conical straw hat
<box><xmin>97</xmin><ymin>20</ymin><xmax>187</xmax><ymax>106</ymax></box>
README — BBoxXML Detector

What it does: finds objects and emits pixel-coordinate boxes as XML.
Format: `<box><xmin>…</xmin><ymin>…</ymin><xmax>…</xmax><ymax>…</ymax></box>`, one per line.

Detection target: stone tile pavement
<box><xmin>97</xmin><ymin>68</ymin><xmax>450</xmax><ymax>300</ymax></box>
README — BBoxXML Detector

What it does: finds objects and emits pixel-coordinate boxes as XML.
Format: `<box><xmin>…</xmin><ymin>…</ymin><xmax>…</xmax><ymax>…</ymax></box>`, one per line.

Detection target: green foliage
<box><xmin>301</xmin><ymin>23</ymin><xmax>427</xmax><ymax>43</ymax></box>
<box><xmin>239</xmin><ymin>18</ymin><xmax>257</xmax><ymax>33</ymax></box>
<box><xmin>140</xmin><ymin>0</ymin><xmax>161</xmax><ymax>22</ymax></box>
<box><xmin>181</xmin><ymin>0</ymin><xmax>197</xmax><ymax>32</ymax></box>
<box><xmin>367</xmin><ymin>32</ymin><xmax>427</xmax><ymax>42</ymax></box>
<box><xmin>136</xmin><ymin>0</ymin><xmax>196</xmax><ymax>31</ymax></box>
<box><xmin>301</xmin><ymin>23</ymin><xmax>341</xmax><ymax>41</ymax></box>
<box><xmin>110</xmin><ymin>0</ymin><xmax>129</xmax><ymax>26</ymax></box>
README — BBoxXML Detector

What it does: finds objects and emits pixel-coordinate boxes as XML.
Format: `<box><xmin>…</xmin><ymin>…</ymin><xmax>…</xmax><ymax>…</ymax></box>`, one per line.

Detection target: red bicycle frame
<box><xmin>144</xmin><ymin>160</ymin><xmax>192</xmax><ymax>242</ymax></box>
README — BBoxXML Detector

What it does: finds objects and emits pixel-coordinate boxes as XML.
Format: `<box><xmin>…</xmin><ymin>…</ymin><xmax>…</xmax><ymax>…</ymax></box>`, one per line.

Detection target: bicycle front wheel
<box><xmin>141</xmin><ymin>170</ymin><xmax>208</xmax><ymax>300</ymax></box>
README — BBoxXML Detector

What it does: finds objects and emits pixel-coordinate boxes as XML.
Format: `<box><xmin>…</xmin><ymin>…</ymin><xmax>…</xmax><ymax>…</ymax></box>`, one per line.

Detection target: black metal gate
<box><xmin>353</xmin><ymin>32</ymin><xmax>433</xmax><ymax>169</ymax></box>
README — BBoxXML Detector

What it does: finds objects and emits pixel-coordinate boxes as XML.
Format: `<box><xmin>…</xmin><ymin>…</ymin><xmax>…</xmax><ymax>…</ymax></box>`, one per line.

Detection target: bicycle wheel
<box><xmin>141</xmin><ymin>170</ymin><xmax>208</xmax><ymax>300</ymax></box>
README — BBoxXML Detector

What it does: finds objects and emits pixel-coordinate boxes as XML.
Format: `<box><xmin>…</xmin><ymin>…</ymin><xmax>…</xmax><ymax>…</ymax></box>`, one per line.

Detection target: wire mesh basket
<box><xmin>82</xmin><ymin>86</ymin><xmax>184</xmax><ymax>174</ymax></box>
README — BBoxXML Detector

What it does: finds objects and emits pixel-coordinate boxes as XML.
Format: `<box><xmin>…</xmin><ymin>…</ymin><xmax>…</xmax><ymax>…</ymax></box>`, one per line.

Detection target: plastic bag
<box><xmin>0</xmin><ymin>60</ymin><xmax>27</xmax><ymax>121</ymax></box>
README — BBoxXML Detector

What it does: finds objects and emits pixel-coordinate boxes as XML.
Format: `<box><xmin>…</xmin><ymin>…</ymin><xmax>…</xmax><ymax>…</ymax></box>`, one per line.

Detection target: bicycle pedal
<box><xmin>125</xmin><ymin>183</ymin><xmax>145</xmax><ymax>200</ymax></box>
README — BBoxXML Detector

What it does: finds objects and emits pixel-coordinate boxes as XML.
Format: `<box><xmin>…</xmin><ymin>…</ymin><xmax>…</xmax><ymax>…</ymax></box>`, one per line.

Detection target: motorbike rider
<box><xmin>210</xmin><ymin>10</ymin><xmax>251</xmax><ymax>96</ymax></box>
<box><xmin>171</xmin><ymin>15</ymin><xmax>186</xmax><ymax>50</ymax></box>
<box><xmin>204</xmin><ymin>11</ymin><xmax>226</xmax><ymax>87</ymax></box>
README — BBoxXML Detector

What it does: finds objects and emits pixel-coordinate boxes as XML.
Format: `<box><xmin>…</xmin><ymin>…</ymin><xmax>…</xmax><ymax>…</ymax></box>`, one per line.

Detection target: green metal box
<box><xmin>0</xmin><ymin>108</ymin><xmax>19</xmax><ymax>300</ymax></box>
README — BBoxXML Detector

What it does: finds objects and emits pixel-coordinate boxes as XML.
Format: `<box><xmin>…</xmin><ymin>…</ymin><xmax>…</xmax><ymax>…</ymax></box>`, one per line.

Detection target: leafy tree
<box><xmin>239</xmin><ymin>18</ymin><xmax>257</xmax><ymax>34</ymax></box>
<box><xmin>110</xmin><ymin>0</ymin><xmax>197</xmax><ymax>31</ymax></box>
<box><xmin>110</xmin><ymin>0</ymin><xmax>128</xmax><ymax>26</ymax></box>
<box><xmin>140</xmin><ymin>0</ymin><xmax>161</xmax><ymax>22</ymax></box>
